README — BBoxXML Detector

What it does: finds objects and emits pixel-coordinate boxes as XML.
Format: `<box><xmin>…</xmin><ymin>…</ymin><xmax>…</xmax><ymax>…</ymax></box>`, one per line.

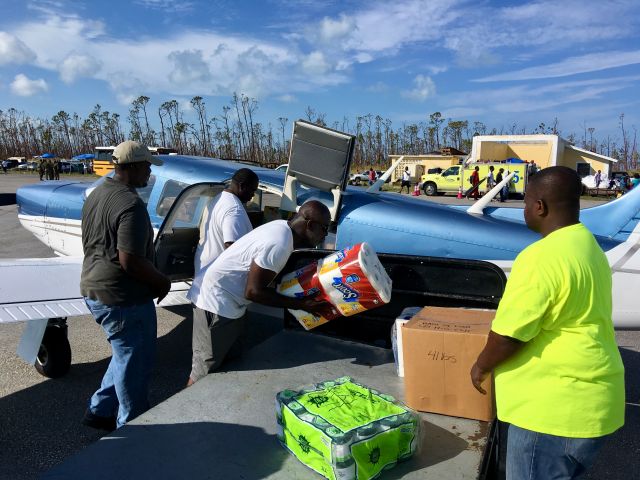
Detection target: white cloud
<box><xmin>475</xmin><ymin>50</ymin><xmax>640</xmax><ymax>82</ymax></box>
<box><xmin>135</xmin><ymin>0</ymin><xmax>194</xmax><ymax>13</ymax></box>
<box><xmin>317</xmin><ymin>14</ymin><xmax>355</xmax><ymax>43</ymax></box>
<box><xmin>277</xmin><ymin>94</ymin><xmax>297</xmax><ymax>103</ymax></box>
<box><xmin>443</xmin><ymin>75</ymin><xmax>640</xmax><ymax>115</ymax></box>
<box><xmin>168</xmin><ymin>49</ymin><xmax>211</xmax><ymax>86</ymax></box>
<box><xmin>302</xmin><ymin>51</ymin><xmax>331</xmax><ymax>75</ymax></box>
<box><xmin>402</xmin><ymin>75</ymin><xmax>436</xmax><ymax>101</ymax></box>
<box><xmin>10</xmin><ymin>74</ymin><xmax>48</xmax><ymax>96</ymax></box>
<box><xmin>59</xmin><ymin>52</ymin><xmax>102</xmax><ymax>83</ymax></box>
<box><xmin>0</xmin><ymin>32</ymin><xmax>37</xmax><ymax>65</ymax></box>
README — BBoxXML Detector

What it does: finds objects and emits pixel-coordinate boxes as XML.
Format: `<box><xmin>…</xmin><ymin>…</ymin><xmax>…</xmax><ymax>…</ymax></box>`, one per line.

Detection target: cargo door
<box><xmin>277</xmin><ymin>249</ymin><xmax>506</xmax><ymax>347</ymax></box>
<box><xmin>280</xmin><ymin>120</ymin><xmax>356</xmax><ymax>222</ymax></box>
<box><xmin>154</xmin><ymin>182</ymin><xmax>226</xmax><ymax>281</ymax></box>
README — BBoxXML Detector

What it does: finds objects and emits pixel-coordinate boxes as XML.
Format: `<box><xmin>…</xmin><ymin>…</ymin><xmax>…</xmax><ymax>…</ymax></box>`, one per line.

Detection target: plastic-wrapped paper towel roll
<box><xmin>277</xmin><ymin>243</ymin><xmax>392</xmax><ymax>330</ymax></box>
<box><xmin>318</xmin><ymin>243</ymin><xmax>392</xmax><ymax>317</ymax></box>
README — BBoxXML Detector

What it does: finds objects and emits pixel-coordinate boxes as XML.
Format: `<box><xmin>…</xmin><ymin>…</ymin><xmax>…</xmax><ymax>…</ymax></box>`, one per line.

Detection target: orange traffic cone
<box><xmin>457</xmin><ymin>186</ymin><xmax>463</xmax><ymax>199</ymax></box>
<box><xmin>412</xmin><ymin>183</ymin><xmax>420</xmax><ymax>196</ymax></box>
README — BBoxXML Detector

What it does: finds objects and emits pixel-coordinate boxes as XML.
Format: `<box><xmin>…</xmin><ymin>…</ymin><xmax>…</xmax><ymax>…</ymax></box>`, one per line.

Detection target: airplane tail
<box><xmin>581</xmin><ymin>186</ymin><xmax>640</xmax><ymax>242</ymax></box>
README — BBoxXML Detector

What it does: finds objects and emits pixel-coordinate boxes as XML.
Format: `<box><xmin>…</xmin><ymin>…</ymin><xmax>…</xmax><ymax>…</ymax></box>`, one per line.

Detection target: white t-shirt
<box><xmin>402</xmin><ymin>170</ymin><xmax>410</xmax><ymax>182</ymax></box>
<box><xmin>194</xmin><ymin>220</ymin><xmax>294</xmax><ymax>318</ymax></box>
<box><xmin>187</xmin><ymin>191</ymin><xmax>252</xmax><ymax>306</ymax></box>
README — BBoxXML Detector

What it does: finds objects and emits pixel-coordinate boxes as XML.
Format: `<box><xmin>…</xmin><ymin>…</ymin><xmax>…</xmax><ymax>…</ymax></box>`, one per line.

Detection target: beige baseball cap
<box><xmin>112</xmin><ymin>141</ymin><xmax>163</xmax><ymax>166</ymax></box>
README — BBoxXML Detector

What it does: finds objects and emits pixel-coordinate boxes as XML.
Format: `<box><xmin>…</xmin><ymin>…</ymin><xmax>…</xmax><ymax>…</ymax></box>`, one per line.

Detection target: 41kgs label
<box><xmin>426</xmin><ymin>350</ymin><xmax>457</xmax><ymax>363</ymax></box>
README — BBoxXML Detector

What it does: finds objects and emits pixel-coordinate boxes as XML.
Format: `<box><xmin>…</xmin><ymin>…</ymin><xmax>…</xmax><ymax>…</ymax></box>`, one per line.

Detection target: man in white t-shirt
<box><xmin>187</xmin><ymin>168</ymin><xmax>259</xmax><ymax>385</ymax></box>
<box><xmin>400</xmin><ymin>166</ymin><xmax>411</xmax><ymax>194</ymax></box>
<box><xmin>189</xmin><ymin>200</ymin><xmax>332</xmax><ymax>384</ymax></box>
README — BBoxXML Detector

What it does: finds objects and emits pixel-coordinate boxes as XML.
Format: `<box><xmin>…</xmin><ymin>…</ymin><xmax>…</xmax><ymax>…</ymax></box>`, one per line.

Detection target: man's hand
<box><xmin>299</xmin><ymin>296</ymin><xmax>333</xmax><ymax>315</ymax></box>
<box><xmin>470</xmin><ymin>362</ymin><xmax>490</xmax><ymax>395</ymax></box>
<box><xmin>470</xmin><ymin>331</ymin><xmax>524</xmax><ymax>395</ymax></box>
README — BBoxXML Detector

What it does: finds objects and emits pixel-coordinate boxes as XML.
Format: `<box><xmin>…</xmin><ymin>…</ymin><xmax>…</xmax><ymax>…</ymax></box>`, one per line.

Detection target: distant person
<box><xmin>45</xmin><ymin>160</ymin><xmax>54</xmax><ymax>180</ymax></box>
<box><xmin>468</xmin><ymin>166</ymin><xmax>480</xmax><ymax>200</ymax></box>
<box><xmin>53</xmin><ymin>159</ymin><xmax>60</xmax><ymax>180</ymax></box>
<box><xmin>496</xmin><ymin>168</ymin><xmax>506</xmax><ymax>202</ymax></box>
<box><xmin>631</xmin><ymin>173</ymin><xmax>640</xmax><ymax>190</ymax></box>
<box><xmin>188</xmin><ymin>201</ymin><xmax>333</xmax><ymax>384</ymax></box>
<box><xmin>399</xmin><ymin>166</ymin><xmax>411</xmax><ymax>194</ymax></box>
<box><xmin>471</xmin><ymin>166</ymin><xmax>624</xmax><ymax>480</ymax></box>
<box><xmin>187</xmin><ymin>168</ymin><xmax>259</xmax><ymax>386</ymax></box>
<box><xmin>486</xmin><ymin>165</ymin><xmax>496</xmax><ymax>194</ymax></box>
<box><xmin>368</xmin><ymin>167</ymin><xmax>376</xmax><ymax>186</ymax></box>
<box><xmin>38</xmin><ymin>160</ymin><xmax>45</xmax><ymax>181</ymax></box>
<box><xmin>594</xmin><ymin>170</ymin><xmax>602</xmax><ymax>188</ymax></box>
<box><xmin>80</xmin><ymin>141</ymin><xmax>170</xmax><ymax>431</ymax></box>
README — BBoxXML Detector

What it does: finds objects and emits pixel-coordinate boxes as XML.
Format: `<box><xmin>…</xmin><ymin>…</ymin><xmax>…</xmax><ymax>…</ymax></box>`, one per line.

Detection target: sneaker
<box><xmin>82</xmin><ymin>409</ymin><xmax>117</xmax><ymax>432</ymax></box>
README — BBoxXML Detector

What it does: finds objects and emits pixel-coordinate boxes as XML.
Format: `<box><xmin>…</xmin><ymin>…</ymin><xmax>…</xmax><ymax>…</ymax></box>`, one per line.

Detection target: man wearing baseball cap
<box><xmin>80</xmin><ymin>140</ymin><xmax>170</xmax><ymax>431</ymax></box>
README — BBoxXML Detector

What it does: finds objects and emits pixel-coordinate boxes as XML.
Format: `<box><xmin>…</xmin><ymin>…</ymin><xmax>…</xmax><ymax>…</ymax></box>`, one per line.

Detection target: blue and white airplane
<box><xmin>1</xmin><ymin>121</ymin><xmax>639</xmax><ymax>378</ymax></box>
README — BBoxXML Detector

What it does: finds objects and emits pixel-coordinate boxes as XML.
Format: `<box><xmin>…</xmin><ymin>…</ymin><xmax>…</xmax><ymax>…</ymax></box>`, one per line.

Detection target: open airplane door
<box><xmin>154</xmin><ymin>182</ymin><xmax>226</xmax><ymax>281</ymax></box>
<box><xmin>280</xmin><ymin>120</ymin><xmax>355</xmax><ymax>222</ymax></box>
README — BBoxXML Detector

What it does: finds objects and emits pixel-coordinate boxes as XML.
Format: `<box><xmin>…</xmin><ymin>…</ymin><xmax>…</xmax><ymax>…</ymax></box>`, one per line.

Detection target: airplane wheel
<box><xmin>35</xmin><ymin>327</ymin><xmax>71</xmax><ymax>378</ymax></box>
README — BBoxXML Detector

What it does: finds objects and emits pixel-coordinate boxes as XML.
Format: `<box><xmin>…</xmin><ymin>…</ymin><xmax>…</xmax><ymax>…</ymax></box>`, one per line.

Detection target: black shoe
<box><xmin>82</xmin><ymin>409</ymin><xmax>117</xmax><ymax>432</ymax></box>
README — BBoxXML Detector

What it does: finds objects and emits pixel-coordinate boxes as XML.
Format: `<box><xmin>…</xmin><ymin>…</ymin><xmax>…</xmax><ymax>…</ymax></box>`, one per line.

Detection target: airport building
<box><xmin>470</xmin><ymin>134</ymin><xmax>618</xmax><ymax>178</ymax></box>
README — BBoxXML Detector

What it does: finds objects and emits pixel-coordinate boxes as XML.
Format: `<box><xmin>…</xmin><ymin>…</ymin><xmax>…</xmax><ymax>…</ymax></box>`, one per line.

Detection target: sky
<box><xmin>0</xmin><ymin>0</ymin><xmax>639</xmax><ymax>142</ymax></box>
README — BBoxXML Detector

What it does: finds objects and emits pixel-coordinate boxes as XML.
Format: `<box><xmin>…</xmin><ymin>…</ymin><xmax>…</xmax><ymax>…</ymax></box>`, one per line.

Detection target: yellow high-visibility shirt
<box><xmin>492</xmin><ymin>223</ymin><xmax>624</xmax><ymax>438</ymax></box>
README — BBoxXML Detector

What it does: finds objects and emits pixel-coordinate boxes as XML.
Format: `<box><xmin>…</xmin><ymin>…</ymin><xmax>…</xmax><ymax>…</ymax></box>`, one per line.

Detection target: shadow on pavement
<box><xmin>586</xmin><ymin>346</ymin><xmax>640</xmax><ymax>478</ymax></box>
<box><xmin>42</xmin><ymin>421</ymin><xmax>287</xmax><ymax>480</ymax></box>
<box><xmin>0</xmin><ymin>312</ymin><xmax>193</xmax><ymax>480</ymax></box>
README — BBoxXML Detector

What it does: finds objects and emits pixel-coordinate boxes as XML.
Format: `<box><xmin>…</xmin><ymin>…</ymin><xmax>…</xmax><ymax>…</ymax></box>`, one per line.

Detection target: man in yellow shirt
<box><xmin>471</xmin><ymin>166</ymin><xmax>625</xmax><ymax>479</ymax></box>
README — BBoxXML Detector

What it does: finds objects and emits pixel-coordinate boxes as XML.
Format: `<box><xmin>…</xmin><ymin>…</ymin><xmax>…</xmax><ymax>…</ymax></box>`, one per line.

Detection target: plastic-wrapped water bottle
<box><xmin>275</xmin><ymin>419</ymin><xmax>285</xmax><ymax>442</ymax></box>
<box><xmin>334</xmin><ymin>456</ymin><xmax>356</xmax><ymax>480</ymax></box>
<box><xmin>312</xmin><ymin>416</ymin><xmax>331</xmax><ymax>430</ymax></box>
<box><xmin>287</xmin><ymin>401</ymin><xmax>315</xmax><ymax>422</ymax></box>
<box><xmin>355</xmin><ymin>422</ymin><xmax>379</xmax><ymax>441</ymax></box>
<box><xmin>326</xmin><ymin>427</ymin><xmax>353</xmax><ymax>462</ymax></box>
<box><xmin>275</xmin><ymin>389</ymin><xmax>298</xmax><ymax>419</ymax></box>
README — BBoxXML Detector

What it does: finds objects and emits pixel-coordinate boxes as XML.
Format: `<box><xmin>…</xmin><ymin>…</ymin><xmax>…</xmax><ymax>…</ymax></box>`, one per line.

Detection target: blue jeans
<box><xmin>85</xmin><ymin>297</ymin><xmax>157</xmax><ymax>429</ymax></box>
<box><xmin>507</xmin><ymin>424</ymin><xmax>608</xmax><ymax>480</ymax></box>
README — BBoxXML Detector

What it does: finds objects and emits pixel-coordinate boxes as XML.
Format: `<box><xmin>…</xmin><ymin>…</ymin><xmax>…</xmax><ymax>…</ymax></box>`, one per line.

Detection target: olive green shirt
<box><xmin>80</xmin><ymin>177</ymin><xmax>155</xmax><ymax>305</ymax></box>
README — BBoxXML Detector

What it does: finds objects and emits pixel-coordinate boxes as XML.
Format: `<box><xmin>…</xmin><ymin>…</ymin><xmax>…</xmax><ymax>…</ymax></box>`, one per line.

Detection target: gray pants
<box><xmin>190</xmin><ymin>305</ymin><xmax>246</xmax><ymax>383</ymax></box>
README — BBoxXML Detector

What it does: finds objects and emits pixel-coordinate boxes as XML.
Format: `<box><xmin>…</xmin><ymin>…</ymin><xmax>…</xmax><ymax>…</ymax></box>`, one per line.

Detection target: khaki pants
<box><xmin>190</xmin><ymin>305</ymin><xmax>246</xmax><ymax>382</ymax></box>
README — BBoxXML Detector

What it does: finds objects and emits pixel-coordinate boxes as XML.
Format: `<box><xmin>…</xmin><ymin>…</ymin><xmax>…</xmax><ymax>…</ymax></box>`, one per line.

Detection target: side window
<box><xmin>156</xmin><ymin>179</ymin><xmax>189</xmax><ymax>217</ymax></box>
<box><xmin>245</xmin><ymin>188</ymin><xmax>283</xmax><ymax>227</ymax></box>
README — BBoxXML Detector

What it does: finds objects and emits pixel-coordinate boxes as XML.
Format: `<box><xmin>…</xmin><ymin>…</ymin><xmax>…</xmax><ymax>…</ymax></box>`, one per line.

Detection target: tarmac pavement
<box><xmin>0</xmin><ymin>173</ymin><xmax>638</xmax><ymax>479</ymax></box>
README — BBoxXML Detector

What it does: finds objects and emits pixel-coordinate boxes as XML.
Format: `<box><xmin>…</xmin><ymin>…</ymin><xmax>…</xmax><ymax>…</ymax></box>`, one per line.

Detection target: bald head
<box><xmin>290</xmin><ymin>200</ymin><xmax>331</xmax><ymax>248</ymax></box>
<box><xmin>298</xmin><ymin>200</ymin><xmax>330</xmax><ymax>222</ymax></box>
<box><xmin>524</xmin><ymin>166</ymin><xmax>582</xmax><ymax>235</ymax></box>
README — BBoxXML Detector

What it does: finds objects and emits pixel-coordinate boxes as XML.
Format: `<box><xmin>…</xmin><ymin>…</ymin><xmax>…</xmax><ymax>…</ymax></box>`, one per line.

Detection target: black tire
<box><xmin>35</xmin><ymin>327</ymin><xmax>71</xmax><ymax>378</ymax></box>
<box><xmin>423</xmin><ymin>182</ymin><xmax>437</xmax><ymax>196</ymax></box>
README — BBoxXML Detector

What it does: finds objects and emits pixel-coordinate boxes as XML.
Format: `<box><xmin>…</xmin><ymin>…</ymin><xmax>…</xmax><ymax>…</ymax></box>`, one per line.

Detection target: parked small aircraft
<box><xmin>1</xmin><ymin>121</ymin><xmax>639</xmax><ymax>378</ymax></box>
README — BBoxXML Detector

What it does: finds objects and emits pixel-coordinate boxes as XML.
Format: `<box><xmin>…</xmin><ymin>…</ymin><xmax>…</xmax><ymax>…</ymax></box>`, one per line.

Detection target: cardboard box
<box><xmin>402</xmin><ymin>306</ymin><xmax>496</xmax><ymax>422</ymax></box>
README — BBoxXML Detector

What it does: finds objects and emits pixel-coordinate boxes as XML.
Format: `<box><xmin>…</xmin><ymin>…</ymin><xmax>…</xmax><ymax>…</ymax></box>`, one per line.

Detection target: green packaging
<box><xmin>276</xmin><ymin>377</ymin><xmax>419</xmax><ymax>480</ymax></box>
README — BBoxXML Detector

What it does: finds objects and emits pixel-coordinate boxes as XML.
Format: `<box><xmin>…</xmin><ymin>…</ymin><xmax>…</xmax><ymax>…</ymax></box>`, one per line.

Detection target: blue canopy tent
<box><xmin>40</xmin><ymin>153</ymin><xmax>55</xmax><ymax>158</ymax></box>
<box><xmin>72</xmin><ymin>153</ymin><xmax>95</xmax><ymax>160</ymax></box>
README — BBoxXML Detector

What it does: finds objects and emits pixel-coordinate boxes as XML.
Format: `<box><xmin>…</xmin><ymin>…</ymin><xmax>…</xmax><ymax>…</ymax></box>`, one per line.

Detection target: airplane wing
<box><xmin>0</xmin><ymin>257</ymin><xmax>192</xmax><ymax>367</ymax></box>
<box><xmin>0</xmin><ymin>257</ymin><xmax>191</xmax><ymax>324</ymax></box>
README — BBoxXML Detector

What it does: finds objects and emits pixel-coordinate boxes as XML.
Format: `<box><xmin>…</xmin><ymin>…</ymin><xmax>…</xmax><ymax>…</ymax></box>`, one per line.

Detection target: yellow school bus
<box><xmin>93</xmin><ymin>146</ymin><xmax>177</xmax><ymax>176</ymax></box>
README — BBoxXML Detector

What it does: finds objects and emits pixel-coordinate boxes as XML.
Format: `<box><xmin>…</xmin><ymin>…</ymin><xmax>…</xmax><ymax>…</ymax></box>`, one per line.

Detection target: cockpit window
<box><xmin>84</xmin><ymin>172</ymin><xmax>155</xmax><ymax>206</ymax></box>
<box><xmin>156</xmin><ymin>179</ymin><xmax>189</xmax><ymax>217</ymax></box>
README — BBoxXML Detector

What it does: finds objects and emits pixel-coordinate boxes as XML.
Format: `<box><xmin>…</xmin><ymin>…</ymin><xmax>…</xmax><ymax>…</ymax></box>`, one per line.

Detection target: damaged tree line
<box><xmin>0</xmin><ymin>93</ymin><xmax>638</xmax><ymax>170</ymax></box>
